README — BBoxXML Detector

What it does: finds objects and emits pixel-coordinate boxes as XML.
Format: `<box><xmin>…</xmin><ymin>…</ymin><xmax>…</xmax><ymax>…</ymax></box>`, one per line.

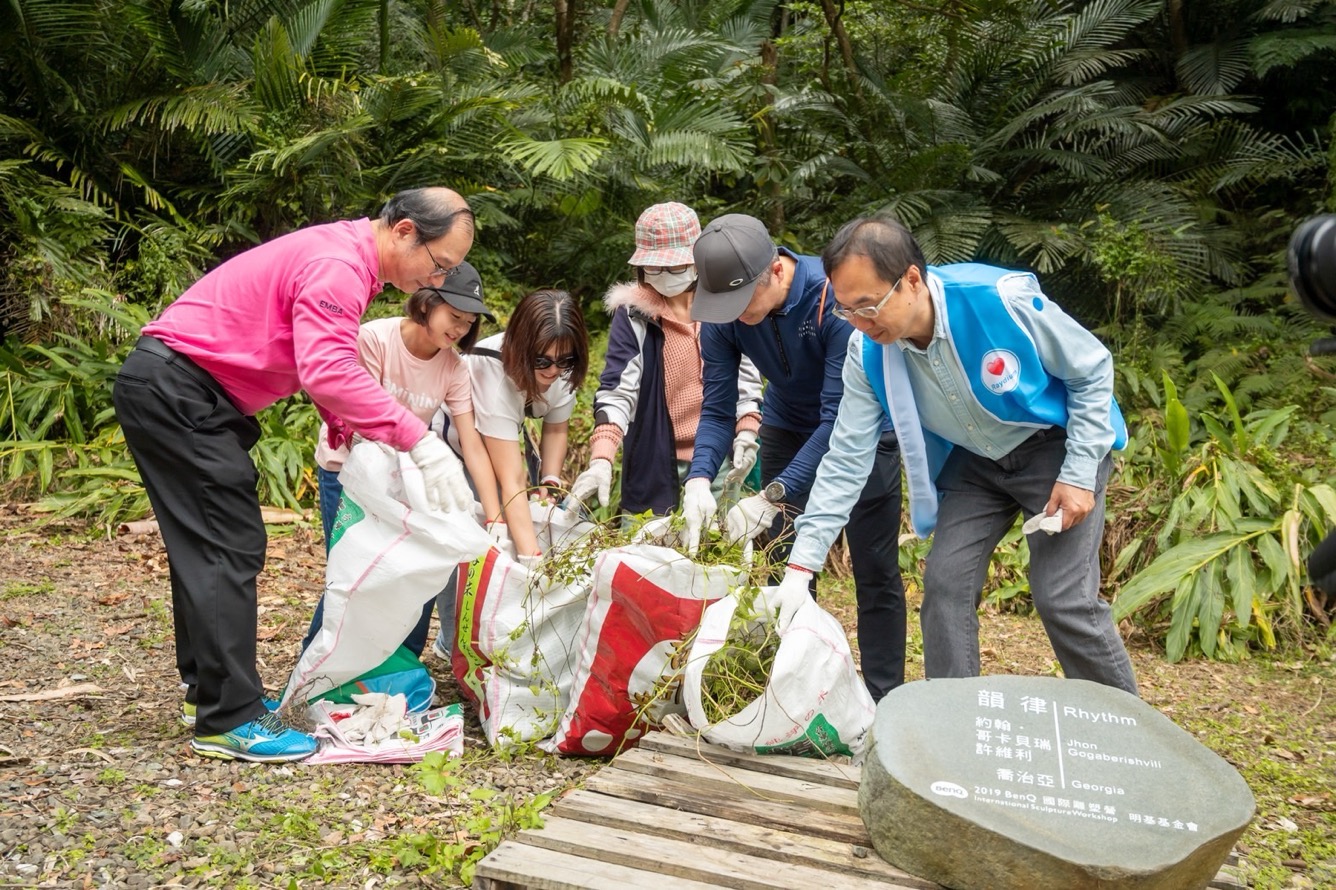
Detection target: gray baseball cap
<box><xmin>690</xmin><ymin>214</ymin><xmax>778</xmax><ymax>323</ymax></box>
<box><xmin>430</xmin><ymin>261</ymin><xmax>494</xmax><ymax>320</ymax></box>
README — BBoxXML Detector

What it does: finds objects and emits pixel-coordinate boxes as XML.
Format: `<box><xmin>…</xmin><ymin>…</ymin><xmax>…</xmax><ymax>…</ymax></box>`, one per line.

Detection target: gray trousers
<box><xmin>921</xmin><ymin>427</ymin><xmax>1138</xmax><ymax>695</ymax></box>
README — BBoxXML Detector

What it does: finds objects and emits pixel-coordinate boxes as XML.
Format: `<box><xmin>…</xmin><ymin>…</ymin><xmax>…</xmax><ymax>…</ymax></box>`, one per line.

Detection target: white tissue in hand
<box><xmin>1022</xmin><ymin>509</ymin><xmax>1064</xmax><ymax>536</ymax></box>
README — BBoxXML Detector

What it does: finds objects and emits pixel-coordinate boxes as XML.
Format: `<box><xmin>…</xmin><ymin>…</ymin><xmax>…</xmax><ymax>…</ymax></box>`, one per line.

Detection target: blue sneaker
<box><xmin>180</xmin><ymin>695</ymin><xmax>279</xmax><ymax>727</ymax></box>
<box><xmin>191</xmin><ymin>712</ymin><xmax>316</xmax><ymax>762</ymax></box>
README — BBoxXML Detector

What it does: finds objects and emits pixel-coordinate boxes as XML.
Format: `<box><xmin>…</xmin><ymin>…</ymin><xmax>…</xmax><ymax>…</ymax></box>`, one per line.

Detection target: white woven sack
<box><xmin>683</xmin><ymin>586</ymin><xmax>875</xmax><ymax>758</ymax></box>
<box><xmin>455</xmin><ymin>503</ymin><xmax>596</xmax><ymax>748</ymax></box>
<box><xmin>281</xmin><ymin>441</ymin><xmax>491</xmax><ymax>706</ymax></box>
<box><xmin>544</xmin><ymin>544</ymin><xmax>740</xmax><ymax>756</ymax></box>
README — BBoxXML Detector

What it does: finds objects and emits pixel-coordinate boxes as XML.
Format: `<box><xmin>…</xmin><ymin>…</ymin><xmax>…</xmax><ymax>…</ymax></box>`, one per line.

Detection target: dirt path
<box><xmin>0</xmin><ymin>506</ymin><xmax>1331</xmax><ymax>888</ymax></box>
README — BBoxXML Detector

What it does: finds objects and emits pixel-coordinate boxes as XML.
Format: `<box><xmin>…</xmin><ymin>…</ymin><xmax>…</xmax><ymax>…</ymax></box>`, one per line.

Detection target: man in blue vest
<box><xmin>781</xmin><ymin>215</ymin><xmax>1137</xmax><ymax>695</ymax></box>
<box><xmin>682</xmin><ymin>213</ymin><xmax>907</xmax><ymax>701</ymax></box>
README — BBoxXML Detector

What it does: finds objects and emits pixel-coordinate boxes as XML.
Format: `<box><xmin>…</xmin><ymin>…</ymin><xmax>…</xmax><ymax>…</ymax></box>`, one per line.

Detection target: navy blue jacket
<box><xmin>689</xmin><ymin>249</ymin><xmax>887</xmax><ymax>500</ymax></box>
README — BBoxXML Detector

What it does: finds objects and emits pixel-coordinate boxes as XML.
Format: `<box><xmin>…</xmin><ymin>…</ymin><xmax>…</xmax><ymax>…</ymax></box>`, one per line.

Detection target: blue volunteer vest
<box><xmin>864</xmin><ymin>264</ymin><xmax>1126</xmax><ymax>533</ymax></box>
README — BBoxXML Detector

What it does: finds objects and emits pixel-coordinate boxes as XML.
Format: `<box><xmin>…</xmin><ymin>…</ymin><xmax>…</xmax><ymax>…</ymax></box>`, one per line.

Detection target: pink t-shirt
<box><xmin>141</xmin><ymin>218</ymin><xmax>425</xmax><ymax>451</ymax></box>
<box><xmin>315</xmin><ymin>318</ymin><xmax>474</xmax><ymax>471</ymax></box>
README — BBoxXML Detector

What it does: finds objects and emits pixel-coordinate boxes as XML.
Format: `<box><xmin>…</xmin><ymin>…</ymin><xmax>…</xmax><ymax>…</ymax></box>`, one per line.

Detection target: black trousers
<box><xmin>759</xmin><ymin>425</ymin><xmax>907</xmax><ymax>700</ymax></box>
<box><xmin>113</xmin><ymin>337</ymin><xmax>269</xmax><ymax>735</ymax></box>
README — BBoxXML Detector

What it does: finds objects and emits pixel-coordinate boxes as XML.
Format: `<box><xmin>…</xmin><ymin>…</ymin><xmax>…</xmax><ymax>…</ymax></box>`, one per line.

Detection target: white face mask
<box><xmin>644</xmin><ymin>267</ymin><xmax>697</xmax><ymax>297</ymax></box>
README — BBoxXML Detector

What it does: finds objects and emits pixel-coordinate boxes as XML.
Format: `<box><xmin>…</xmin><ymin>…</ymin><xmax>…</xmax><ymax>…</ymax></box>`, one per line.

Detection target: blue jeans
<box><xmin>301</xmin><ymin>466</ymin><xmax>446</xmax><ymax>658</ymax></box>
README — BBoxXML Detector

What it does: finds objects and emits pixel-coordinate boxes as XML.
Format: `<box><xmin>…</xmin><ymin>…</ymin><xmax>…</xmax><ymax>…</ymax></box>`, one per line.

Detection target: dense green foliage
<box><xmin>2</xmin><ymin>0</ymin><xmax>1335</xmax><ymax>658</ymax></box>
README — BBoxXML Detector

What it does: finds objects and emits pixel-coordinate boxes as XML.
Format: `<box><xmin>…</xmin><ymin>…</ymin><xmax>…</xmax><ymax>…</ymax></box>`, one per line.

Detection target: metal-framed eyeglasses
<box><xmin>533</xmin><ymin>353</ymin><xmax>579</xmax><ymax>371</ymax></box>
<box><xmin>643</xmin><ymin>264</ymin><xmax>690</xmax><ymax>275</ymax></box>
<box><xmin>831</xmin><ymin>277</ymin><xmax>903</xmax><ymax>321</ymax></box>
<box><xmin>421</xmin><ymin>242</ymin><xmax>453</xmax><ymax>279</ymax></box>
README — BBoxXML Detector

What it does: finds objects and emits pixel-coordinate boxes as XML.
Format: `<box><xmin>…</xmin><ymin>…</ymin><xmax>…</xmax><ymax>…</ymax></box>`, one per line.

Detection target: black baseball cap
<box><xmin>690</xmin><ymin>214</ymin><xmax>778</xmax><ymax>324</ymax></box>
<box><xmin>428</xmin><ymin>261</ymin><xmax>494</xmax><ymax>320</ymax></box>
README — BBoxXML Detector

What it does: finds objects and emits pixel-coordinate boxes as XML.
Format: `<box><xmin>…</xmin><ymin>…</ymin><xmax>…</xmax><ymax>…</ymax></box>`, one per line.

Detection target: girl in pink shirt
<box><xmin>304</xmin><ymin>263</ymin><xmax>500</xmax><ymax>657</ymax></box>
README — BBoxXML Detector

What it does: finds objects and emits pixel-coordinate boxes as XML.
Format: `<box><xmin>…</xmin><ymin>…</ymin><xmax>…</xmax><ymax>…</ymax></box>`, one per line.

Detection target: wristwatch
<box><xmin>763</xmin><ymin>480</ymin><xmax>787</xmax><ymax>504</ymax></box>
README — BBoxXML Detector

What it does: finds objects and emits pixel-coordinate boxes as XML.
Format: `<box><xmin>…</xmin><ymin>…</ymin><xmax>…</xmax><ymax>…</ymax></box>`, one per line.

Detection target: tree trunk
<box><xmin>759</xmin><ymin>38</ymin><xmax>786</xmax><ymax>235</ymax></box>
<box><xmin>608</xmin><ymin>0</ymin><xmax>630</xmax><ymax>37</ymax></box>
<box><xmin>818</xmin><ymin>0</ymin><xmax>866</xmax><ymax>109</ymax></box>
<box><xmin>379</xmin><ymin>0</ymin><xmax>390</xmax><ymax>75</ymax></box>
<box><xmin>554</xmin><ymin>0</ymin><xmax>576</xmax><ymax>83</ymax></box>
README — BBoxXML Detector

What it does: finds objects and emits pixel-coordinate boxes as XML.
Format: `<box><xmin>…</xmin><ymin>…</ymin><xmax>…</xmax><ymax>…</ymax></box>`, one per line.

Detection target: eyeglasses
<box><xmin>832</xmin><ymin>277</ymin><xmax>902</xmax><ymax>321</ymax></box>
<box><xmin>643</xmin><ymin>264</ymin><xmax>690</xmax><ymax>275</ymax></box>
<box><xmin>421</xmin><ymin>242</ymin><xmax>453</xmax><ymax>279</ymax></box>
<box><xmin>534</xmin><ymin>353</ymin><xmax>579</xmax><ymax>371</ymax></box>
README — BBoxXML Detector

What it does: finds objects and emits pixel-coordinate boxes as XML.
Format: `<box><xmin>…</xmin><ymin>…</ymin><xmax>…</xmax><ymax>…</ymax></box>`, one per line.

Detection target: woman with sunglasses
<box><xmin>465</xmin><ymin>288</ymin><xmax>590</xmax><ymax>559</ymax></box>
<box><xmin>302</xmin><ymin>261</ymin><xmax>502</xmax><ymax>658</ymax></box>
<box><xmin>569</xmin><ymin>202</ymin><xmax>763</xmax><ymax>518</ymax></box>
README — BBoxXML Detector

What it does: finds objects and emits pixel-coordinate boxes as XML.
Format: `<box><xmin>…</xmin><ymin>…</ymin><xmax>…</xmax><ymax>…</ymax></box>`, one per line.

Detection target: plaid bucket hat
<box><xmin>628</xmin><ymin>202</ymin><xmax>701</xmax><ymax>267</ymax></box>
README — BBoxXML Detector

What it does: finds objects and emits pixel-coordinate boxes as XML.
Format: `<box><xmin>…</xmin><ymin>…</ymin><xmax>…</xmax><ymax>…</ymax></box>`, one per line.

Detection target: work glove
<box><xmin>570</xmin><ymin>458</ymin><xmax>613</xmax><ymax>508</ymax></box>
<box><xmin>772</xmin><ymin>566</ymin><xmax>815</xmax><ymax>621</ymax></box>
<box><xmin>680</xmin><ymin>477</ymin><xmax>718</xmax><ymax>557</ymax></box>
<box><xmin>487</xmin><ymin>520</ymin><xmax>510</xmax><ymax>546</ymax></box>
<box><xmin>725</xmin><ymin>493</ymin><xmax>780</xmax><ymax>547</ymax></box>
<box><xmin>408</xmin><ymin>433</ymin><xmax>472</xmax><ymax>513</ymax></box>
<box><xmin>724</xmin><ymin>430</ymin><xmax>759</xmax><ymax>487</ymax></box>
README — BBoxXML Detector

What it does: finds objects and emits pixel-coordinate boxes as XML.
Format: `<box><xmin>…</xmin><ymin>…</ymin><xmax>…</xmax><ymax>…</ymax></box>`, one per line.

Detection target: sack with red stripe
<box><xmin>545</xmin><ymin>544</ymin><xmax>741</xmax><ymax>756</ymax></box>
<box><xmin>451</xmin><ymin>503</ymin><xmax>595</xmax><ymax>748</ymax></box>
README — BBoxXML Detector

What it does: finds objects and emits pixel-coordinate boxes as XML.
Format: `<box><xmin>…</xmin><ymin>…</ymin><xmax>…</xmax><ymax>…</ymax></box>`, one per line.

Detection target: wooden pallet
<box><xmin>473</xmin><ymin>731</ymin><xmax>1248</xmax><ymax>889</ymax></box>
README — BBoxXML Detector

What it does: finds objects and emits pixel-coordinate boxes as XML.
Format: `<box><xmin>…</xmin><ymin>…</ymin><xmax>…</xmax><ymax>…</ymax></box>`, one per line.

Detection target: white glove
<box><xmin>725</xmin><ymin>493</ymin><xmax>780</xmax><ymax>546</ymax></box>
<box><xmin>724</xmin><ymin>430</ymin><xmax>759</xmax><ymax>486</ymax></box>
<box><xmin>408</xmin><ymin>433</ymin><xmax>471</xmax><ymax>513</ymax></box>
<box><xmin>681</xmin><ymin>477</ymin><xmax>718</xmax><ymax>556</ymax></box>
<box><xmin>570</xmin><ymin>459</ymin><xmax>613</xmax><ymax>508</ymax></box>
<box><xmin>773</xmin><ymin>566</ymin><xmax>814</xmax><ymax>619</ymax></box>
<box><xmin>487</xmin><ymin>520</ymin><xmax>510</xmax><ymax>546</ymax></box>
<box><xmin>630</xmin><ymin>515</ymin><xmax>676</xmax><ymax>545</ymax></box>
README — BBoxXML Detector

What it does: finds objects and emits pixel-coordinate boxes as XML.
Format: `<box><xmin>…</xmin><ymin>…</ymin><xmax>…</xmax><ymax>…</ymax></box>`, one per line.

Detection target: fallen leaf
<box><xmin>104</xmin><ymin>622</ymin><xmax>137</xmax><ymax>636</ymax></box>
<box><xmin>97</xmin><ymin>592</ymin><xmax>131</xmax><ymax>606</ymax></box>
<box><xmin>1288</xmin><ymin>793</ymin><xmax>1329</xmax><ymax>809</ymax></box>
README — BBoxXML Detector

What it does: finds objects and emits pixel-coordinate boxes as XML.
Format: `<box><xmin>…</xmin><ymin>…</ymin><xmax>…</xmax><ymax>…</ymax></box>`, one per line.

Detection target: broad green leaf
<box><xmin>1114</xmin><ymin>523</ymin><xmax>1272</xmax><ymax>620</ymax></box>
<box><xmin>1225</xmin><ymin>543</ymin><xmax>1255</xmax><ymax>631</ymax></box>
<box><xmin>1196</xmin><ymin>561</ymin><xmax>1224</xmax><ymax>658</ymax></box>
<box><xmin>1210</xmin><ymin>373</ymin><xmax>1246</xmax><ymax>453</ymax></box>
<box><xmin>1166</xmin><ymin>574</ymin><xmax>1199</xmax><ymax>663</ymax></box>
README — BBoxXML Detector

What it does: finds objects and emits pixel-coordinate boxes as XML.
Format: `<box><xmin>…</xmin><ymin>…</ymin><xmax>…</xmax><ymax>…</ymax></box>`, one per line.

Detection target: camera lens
<box><xmin>1289</xmin><ymin>214</ymin><xmax>1336</xmax><ymax>321</ymax></box>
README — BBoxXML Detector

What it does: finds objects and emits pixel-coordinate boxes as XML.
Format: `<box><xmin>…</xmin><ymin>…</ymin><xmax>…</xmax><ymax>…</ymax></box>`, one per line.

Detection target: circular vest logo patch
<box><xmin>981</xmin><ymin>349</ymin><xmax>1020</xmax><ymax>394</ymax></box>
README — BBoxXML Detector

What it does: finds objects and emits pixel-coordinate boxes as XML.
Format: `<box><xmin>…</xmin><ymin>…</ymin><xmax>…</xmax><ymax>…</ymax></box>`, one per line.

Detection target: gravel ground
<box><xmin>0</xmin><ymin>509</ymin><xmax>598</xmax><ymax>888</ymax></box>
<box><xmin>0</xmin><ymin>503</ymin><xmax>1332</xmax><ymax>889</ymax></box>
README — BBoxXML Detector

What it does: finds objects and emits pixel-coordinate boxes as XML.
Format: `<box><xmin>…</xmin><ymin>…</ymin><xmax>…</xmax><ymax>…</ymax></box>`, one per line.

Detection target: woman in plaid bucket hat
<box><xmin>569</xmin><ymin>202</ymin><xmax>764</xmax><ymax>515</ymax></box>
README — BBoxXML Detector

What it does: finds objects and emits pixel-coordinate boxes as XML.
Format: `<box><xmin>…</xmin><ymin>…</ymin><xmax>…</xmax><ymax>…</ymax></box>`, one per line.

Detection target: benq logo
<box><xmin>930</xmin><ymin>781</ymin><xmax>968</xmax><ymax>799</ymax></box>
<box><xmin>320</xmin><ymin>300</ymin><xmax>345</xmax><ymax>316</ymax></box>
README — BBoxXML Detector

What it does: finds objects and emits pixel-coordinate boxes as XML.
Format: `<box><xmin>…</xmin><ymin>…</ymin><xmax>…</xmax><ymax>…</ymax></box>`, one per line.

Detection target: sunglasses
<box><xmin>643</xmin><ymin>264</ymin><xmax>690</xmax><ymax>275</ymax></box>
<box><xmin>533</xmin><ymin>353</ymin><xmax>579</xmax><ymax>371</ymax></box>
<box><xmin>832</xmin><ymin>277</ymin><xmax>903</xmax><ymax>321</ymax></box>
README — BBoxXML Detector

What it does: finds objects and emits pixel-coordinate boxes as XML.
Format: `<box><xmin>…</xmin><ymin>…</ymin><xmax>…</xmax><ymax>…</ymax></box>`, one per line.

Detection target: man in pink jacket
<box><xmin>114</xmin><ymin>187</ymin><xmax>475</xmax><ymax>762</ymax></box>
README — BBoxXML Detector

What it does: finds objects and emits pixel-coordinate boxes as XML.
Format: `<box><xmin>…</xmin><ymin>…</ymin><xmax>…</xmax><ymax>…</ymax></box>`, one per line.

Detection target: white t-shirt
<box><xmin>464</xmin><ymin>332</ymin><xmax>576</xmax><ymax>441</ymax></box>
<box><xmin>316</xmin><ymin>317</ymin><xmax>473</xmax><ymax>471</ymax></box>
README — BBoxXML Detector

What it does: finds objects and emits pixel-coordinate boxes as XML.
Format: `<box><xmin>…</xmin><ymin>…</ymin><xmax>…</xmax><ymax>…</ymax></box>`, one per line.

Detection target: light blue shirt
<box><xmin>791</xmin><ymin>272</ymin><xmax>1119</xmax><ymax>569</ymax></box>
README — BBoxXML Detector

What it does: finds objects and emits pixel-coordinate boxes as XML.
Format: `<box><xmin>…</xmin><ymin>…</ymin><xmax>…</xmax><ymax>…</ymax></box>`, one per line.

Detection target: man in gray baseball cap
<box><xmin>690</xmin><ymin>213</ymin><xmax>779</xmax><ymax>323</ymax></box>
<box><xmin>682</xmin><ymin>212</ymin><xmax>909</xmax><ymax>702</ymax></box>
